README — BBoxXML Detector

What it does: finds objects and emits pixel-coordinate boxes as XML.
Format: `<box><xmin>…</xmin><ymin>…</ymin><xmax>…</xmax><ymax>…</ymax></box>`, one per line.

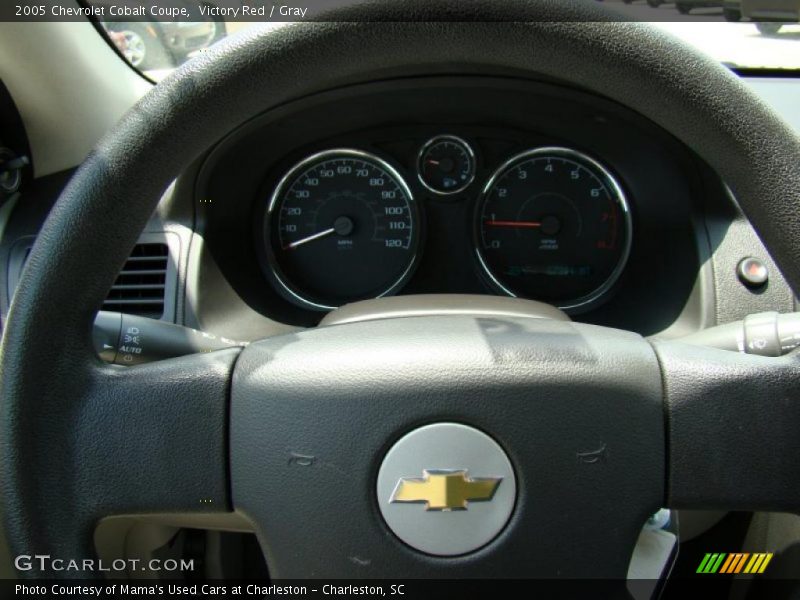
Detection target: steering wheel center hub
<box><xmin>229</xmin><ymin>315</ymin><xmax>665</xmax><ymax>577</ymax></box>
<box><xmin>376</xmin><ymin>422</ymin><xmax>516</xmax><ymax>556</ymax></box>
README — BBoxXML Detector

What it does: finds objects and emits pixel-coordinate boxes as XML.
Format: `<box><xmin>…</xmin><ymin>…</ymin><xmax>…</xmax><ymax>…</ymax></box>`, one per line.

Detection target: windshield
<box><xmin>84</xmin><ymin>2</ymin><xmax>800</xmax><ymax>80</ymax></box>
<box><xmin>654</xmin><ymin>21</ymin><xmax>800</xmax><ymax>70</ymax></box>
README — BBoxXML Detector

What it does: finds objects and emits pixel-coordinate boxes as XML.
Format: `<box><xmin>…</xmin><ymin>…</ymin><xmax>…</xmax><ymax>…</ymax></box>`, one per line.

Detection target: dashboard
<box><xmin>196</xmin><ymin>76</ymin><xmax>706</xmax><ymax>331</ymax></box>
<box><xmin>2</xmin><ymin>75</ymin><xmax>797</xmax><ymax>341</ymax></box>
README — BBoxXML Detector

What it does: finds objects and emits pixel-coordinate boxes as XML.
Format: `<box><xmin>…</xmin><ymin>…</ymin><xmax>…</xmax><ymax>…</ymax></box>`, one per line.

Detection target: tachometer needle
<box><xmin>284</xmin><ymin>227</ymin><xmax>336</xmax><ymax>250</ymax></box>
<box><xmin>485</xmin><ymin>220</ymin><xmax>542</xmax><ymax>228</ymax></box>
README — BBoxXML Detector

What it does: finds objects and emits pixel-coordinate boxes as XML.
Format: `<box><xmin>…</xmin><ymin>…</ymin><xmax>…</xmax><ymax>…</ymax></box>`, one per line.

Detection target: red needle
<box><xmin>485</xmin><ymin>220</ymin><xmax>542</xmax><ymax>228</ymax></box>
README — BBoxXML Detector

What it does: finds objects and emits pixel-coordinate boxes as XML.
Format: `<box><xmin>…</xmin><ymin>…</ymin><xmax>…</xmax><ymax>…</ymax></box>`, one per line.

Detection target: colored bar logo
<box><xmin>696</xmin><ymin>553</ymin><xmax>773</xmax><ymax>574</ymax></box>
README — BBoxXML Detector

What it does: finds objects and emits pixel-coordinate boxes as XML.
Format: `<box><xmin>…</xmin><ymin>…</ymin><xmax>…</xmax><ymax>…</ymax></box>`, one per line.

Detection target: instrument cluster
<box><xmin>195</xmin><ymin>77</ymin><xmax>702</xmax><ymax>332</ymax></box>
<box><xmin>263</xmin><ymin>136</ymin><xmax>631</xmax><ymax>313</ymax></box>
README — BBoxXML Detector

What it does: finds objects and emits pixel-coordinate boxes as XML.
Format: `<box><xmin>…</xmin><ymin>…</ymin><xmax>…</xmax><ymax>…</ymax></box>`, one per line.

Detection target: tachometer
<box><xmin>476</xmin><ymin>147</ymin><xmax>631</xmax><ymax>311</ymax></box>
<box><xmin>265</xmin><ymin>149</ymin><xmax>419</xmax><ymax>310</ymax></box>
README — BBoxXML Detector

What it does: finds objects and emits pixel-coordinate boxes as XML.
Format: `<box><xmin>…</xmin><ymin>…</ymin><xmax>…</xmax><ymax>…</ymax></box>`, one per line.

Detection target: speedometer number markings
<box><xmin>265</xmin><ymin>150</ymin><xmax>418</xmax><ymax>311</ymax></box>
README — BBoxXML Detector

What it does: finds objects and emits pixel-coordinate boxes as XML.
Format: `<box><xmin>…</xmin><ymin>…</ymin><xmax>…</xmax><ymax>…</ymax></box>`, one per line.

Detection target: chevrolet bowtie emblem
<box><xmin>390</xmin><ymin>469</ymin><xmax>502</xmax><ymax>511</ymax></box>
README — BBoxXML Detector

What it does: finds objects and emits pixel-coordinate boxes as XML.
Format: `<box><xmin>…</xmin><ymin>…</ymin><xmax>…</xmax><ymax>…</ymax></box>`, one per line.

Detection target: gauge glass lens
<box><xmin>417</xmin><ymin>135</ymin><xmax>476</xmax><ymax>194</ymax></box>
<box><xmin>476</xmin><ymin>147</ymin><xmax>631</xmax><ymax>309</ymax></box>
<box><xmin>266</xmin><ymin>149</ymin><xmax>417</xmax><ymax>310</ymax></box>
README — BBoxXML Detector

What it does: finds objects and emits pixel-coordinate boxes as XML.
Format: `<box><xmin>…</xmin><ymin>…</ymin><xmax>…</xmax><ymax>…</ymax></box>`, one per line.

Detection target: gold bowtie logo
<box><xmin>390</xmin><ymin>470</ymin><xmax>502</xmax><ymax>511</ymax></box>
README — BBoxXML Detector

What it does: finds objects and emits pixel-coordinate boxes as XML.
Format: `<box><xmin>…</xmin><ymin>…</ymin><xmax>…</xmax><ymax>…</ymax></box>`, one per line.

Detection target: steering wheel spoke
<box><xmin>656</xmin><ymin>341</ymin><xmax>800</xmax><ymax>513</ymax></box>
<box><xmin>1</xmin><ymin>348</ymin><xmax>237</xmax><ymax>574</ymax></box>
<box><xmin>85</xmin><ymin>351</ymin><xmax>237</xmax><ymax>515</ymax></box>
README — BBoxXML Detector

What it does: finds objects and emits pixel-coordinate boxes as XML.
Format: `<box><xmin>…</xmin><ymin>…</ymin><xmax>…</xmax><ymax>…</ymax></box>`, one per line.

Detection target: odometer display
<box><xmin>265</xmin><ymin>149</ymin><xmax>418</xmax><ymax>310</ymax></box>
<box><xmin>476</xmin><ymin>147</ymin><xmax>632</xmax><ymax>310</ymax></box>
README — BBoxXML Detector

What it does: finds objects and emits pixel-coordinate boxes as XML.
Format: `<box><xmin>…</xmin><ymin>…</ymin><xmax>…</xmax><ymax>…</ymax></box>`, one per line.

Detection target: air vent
<box><xmin>9</xmin><ymin>240</ymin><xmax>172</xmax><ymax>321</ymax></box>
<box><xmin>103</xmin><ymin>243</ymin><xmax>169</xmax><ymax>319</ymax></box>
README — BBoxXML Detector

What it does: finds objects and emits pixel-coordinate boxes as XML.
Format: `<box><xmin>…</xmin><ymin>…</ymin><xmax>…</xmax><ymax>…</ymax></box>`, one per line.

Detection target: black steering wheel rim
<box><xmin>2</xmin><ymin>0</ymin><xmax>800</xmax><ymax>579</ymax></box>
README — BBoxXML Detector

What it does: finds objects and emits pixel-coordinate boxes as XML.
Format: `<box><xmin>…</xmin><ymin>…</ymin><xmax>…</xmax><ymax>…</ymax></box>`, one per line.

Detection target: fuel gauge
<box><xmin>417</xmin><ymin>135</ymin><xmax>476</xmax><ymax>195</ymax></box>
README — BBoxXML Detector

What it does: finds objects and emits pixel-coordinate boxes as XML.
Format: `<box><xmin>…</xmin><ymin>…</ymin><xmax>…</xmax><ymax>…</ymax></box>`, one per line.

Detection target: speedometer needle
<box><xmin>284</xmin><ymin>227</ymin><xmax>335</xmax><ymax>250</ymax></box>
<box><xmin>485</xmin><ymin>220</ymin><xmax>542</xmax><ymax>228</ymax></box>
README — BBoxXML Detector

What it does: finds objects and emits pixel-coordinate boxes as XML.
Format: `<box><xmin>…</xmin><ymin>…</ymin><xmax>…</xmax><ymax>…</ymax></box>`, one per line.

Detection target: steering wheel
<box><xmin>3</xmin><ymin>0</ymin><xmax>800</xmax><ymax>580</ymax></box>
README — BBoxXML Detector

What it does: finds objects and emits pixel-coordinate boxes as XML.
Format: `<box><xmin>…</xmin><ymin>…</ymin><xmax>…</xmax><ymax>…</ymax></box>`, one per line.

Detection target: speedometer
<box><xmin>264</xmin><ymin>149</ymin><xmax>419</xmax><ymax>310</ymax></box>
<box><xmin>476</xmin><ymin>147</ymin><xmax>632</xmax><ymax>311</ymax></box>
